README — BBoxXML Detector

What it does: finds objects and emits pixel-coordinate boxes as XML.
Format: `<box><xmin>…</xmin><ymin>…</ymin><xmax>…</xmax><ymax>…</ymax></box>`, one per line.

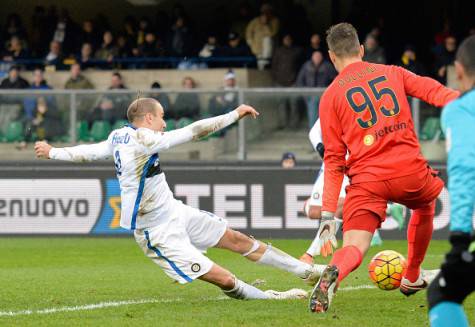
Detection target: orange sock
<box><xmin>405</xmin><ymin>201</ymin><xmax>435</xmax><ymax>282</ymax></box>
<box><xmin>330</xmin><ymin>245</ymin><xmax>363</xmax><ymax>282</ymax></box>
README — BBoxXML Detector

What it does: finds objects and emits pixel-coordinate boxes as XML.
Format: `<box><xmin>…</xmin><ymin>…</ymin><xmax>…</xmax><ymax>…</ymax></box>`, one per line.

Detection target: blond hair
<box><xmin>126</xmin><ymin>97</ymin><xmax>160</xmax><ymax>122</ymax></box>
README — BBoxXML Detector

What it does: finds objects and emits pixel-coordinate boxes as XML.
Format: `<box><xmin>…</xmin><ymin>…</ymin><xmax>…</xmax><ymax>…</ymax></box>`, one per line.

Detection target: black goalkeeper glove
<box><xmin>440</xmin><ymin>232</ymin><xmax>474</xmax><ymax>285</ymax></box>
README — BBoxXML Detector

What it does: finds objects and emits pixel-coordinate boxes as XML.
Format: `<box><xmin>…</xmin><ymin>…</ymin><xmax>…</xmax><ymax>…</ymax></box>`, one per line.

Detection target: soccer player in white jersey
<box><xmin>35</xmin><ymin>98</ymin><xmax>326</xmax><ymax>300</ymax></box>
<box><xmin>300</xmin><ymin>119</ymin><xmax>405</xmax><ymax>263</ymax></box>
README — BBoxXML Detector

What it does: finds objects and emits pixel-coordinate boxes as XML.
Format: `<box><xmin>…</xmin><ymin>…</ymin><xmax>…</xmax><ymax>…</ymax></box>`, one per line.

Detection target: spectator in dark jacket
<box><xmin>172</xmin><ymin>76</ymin><xmax>200</xmax><ymax>119</ymax></box>
<box><xmin>2</xmin><ymin>36</ymin><xmax>29</xmax><ymax>62</ymax></box>
<box><xmin>434</xmin><ymin>35</ymin><xmax>457</xmax><ymax>85</ymax></box>
<box><xmin>77</xmin><ymin>20</ymin><xmax>100</xmax><ymax>51</ymax></box>
<box><xmin>139</xmin><ymin>32</ymin><xmax>166</xmax><ymax>68</ymax></box>
<box><xmin>77</xmin><ymin>42</ymin><xmax>95</xmax><ymax>70</ymax></box>
<box><xmin>95</xmin><ymin>31</ymin><xmax>118</xmax><ymax>69</ymax></box>
<box><xmin>272</xmin><ymin>34</ymin><xmax>304</xmax><ymax>129</ymax></box>
<box><xmin>44</xmin><ymin>40</ymin><xmax>65</xmax><ymax>70</ymax></box>
<box><xmin>23</xmin><ymin>68</ymin><xmax>54</xmax><ymax>121</ymax></box>
<box><xmin>89</xmin><ymin>72</ymin><xmax>130</xmax><ymax>125</ymax></box>
<box><xmin>215</xmin><ymin>32</ymin><xmax>253</xmax><ymax>67</ymax></box>
<box><xmin>296</xmin><ymin>50</ymin><xmax>336</xmax><ymax>88</ymax></box>
<box><xmin>363</xmin><ymin>33</ymin><xmax>386</xmax><ymax>64</ymax></box>
<box><xmin>150</xmin><ymin>82</ymin><xmax>171</xmax><ymax>112</ymax></box>
<box><xmin>20</xmin><ymin>69</ymin><xmax>62</xmax><ymax>147</ymax></box>
<box><xmin>304</xmin><ymin>33</ymin><xmax>324</xmax><ymax>60</ymax></box>
<box><xmin>28</xmin><ymin>97</ymin><xmax>62</xmax><ymax>142</ymax></box>
<box><xmin>396</xmin><ymin>45</ymin><xmax>426</xmax><ymax>75</ymax></box>
<box><xmin>199</xmin><ymin>34</ymin><xmax>218</xmax><ymax>59</ymax></box>
<box><xmin>271</xmin><ymin>34</ymin><xmax>303</xmax><ymax>86</ymax></box>
<box><xmin>296</xmin><ymin>50</ymin><xmax>336</xmax><ymax>128</ymax></box>
<box><xmin>169</xmin><ymin>16</ymin><xmax>192</xmax><ymax>57</ymax></box>
<box><xmin>50</xmin><ymin>9</ymin><xmax>79</xmax><ymax>56</ymax></box>
<box><xmin>209</xmin><ymin>70</ymin><xmax>238</xmax><ymax>117</ymax></box>
<box><xmin>0</xmin><ymin>65</ymin><xmax>29</xmax><ymax>89</ymax></box>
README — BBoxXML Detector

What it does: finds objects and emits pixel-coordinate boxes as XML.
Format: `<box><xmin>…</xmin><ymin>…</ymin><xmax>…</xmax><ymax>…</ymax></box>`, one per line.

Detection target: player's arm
<box><xmin>35</xmin><ymin>140</ymin><xmax>113</xmax><ymax>161</ymax></box>
<box><xmin>397</xmin><ymin>66</ymin><xmax>460</xmax><ymax>106</ymax></box>
<box><xmin>136</xmin><ymin>105</ymin><xmax>259</xmax><ymax>154</ymax></box>
<box><xmin>308</xmin><ymin>118</ymin><xmax>325</xmax><ymax>159</ymax></box>
<box><xmin>441</xmin><ymin>104</ymin><xmax>475</xmax><ymax>234</ymax></box>
<box><xmin>320</xmin><ymin>97</ymin><xmax>346</xmax><ymax>216</ymax></box>
<box><xmin>313</xmin><ymin>94</ymin><xmax>346</xmax><ymax>257</ymax></box>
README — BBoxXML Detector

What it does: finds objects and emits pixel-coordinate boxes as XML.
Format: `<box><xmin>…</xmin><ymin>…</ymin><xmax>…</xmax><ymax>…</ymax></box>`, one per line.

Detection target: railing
<box><xmin>0</xmin><ymin>56</ymin><xmax>258</xmax><ymax>70</ymax></box>
<box><xmin>0</xmin><ymin>88</ymin><xmax>429</xmax><ymax>160</ymax></box>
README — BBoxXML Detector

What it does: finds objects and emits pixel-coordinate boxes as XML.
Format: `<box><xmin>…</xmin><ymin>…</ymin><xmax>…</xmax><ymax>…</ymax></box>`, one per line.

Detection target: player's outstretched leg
<box><xmin>215</xmin><ymin>229</ymin><xmax>325</xmax><ymax>286</ymax></box>
<box><xmin>199</xmin><ymin>263</ymin><xmax>308</xmax><ymax>300</ymax></box>
<box><xmin>400</xmin><ymin>201</ymin><xmax>436</xmax><ymax>296</ymax></box>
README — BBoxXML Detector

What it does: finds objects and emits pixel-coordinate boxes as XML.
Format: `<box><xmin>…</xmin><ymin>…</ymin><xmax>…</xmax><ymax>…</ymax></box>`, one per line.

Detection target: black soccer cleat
<box><xmin>309</xmin><ymin>265</ymin><xmax>339</xmax><ymax>313</ymax></box>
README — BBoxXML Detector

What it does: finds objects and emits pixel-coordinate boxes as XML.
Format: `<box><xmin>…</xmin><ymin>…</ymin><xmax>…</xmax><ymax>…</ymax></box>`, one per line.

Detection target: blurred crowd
<box><xmin>0</xmin><ymin>2</ymin><xmax>471</xmax><ymax>82</ymax></box>
<box><xmin>0</xmin><ymin>2</ymin><xmax>473</xmax><ymax>145</ymax></box>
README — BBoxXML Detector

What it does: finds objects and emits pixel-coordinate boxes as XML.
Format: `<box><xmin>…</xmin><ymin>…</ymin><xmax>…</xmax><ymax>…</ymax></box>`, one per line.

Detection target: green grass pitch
<box><xmin>0</xmin><ymin>238</ymin><xmax>473</xmax><ymax>326</ymax></box>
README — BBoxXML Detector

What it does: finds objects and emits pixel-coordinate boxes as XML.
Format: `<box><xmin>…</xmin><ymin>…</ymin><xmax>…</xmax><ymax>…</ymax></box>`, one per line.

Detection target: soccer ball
<box><xmin>368</xmin><ymin>250</ymin><xmax>407</xmax><ymax>290</ymax></box>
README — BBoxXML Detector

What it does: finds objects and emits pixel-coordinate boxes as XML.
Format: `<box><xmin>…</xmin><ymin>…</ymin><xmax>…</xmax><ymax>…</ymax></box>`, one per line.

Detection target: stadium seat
<box><xmin>90</xmin><ymin>121</ymin><xmax>112</xmax><ymax>142</ymax></box>
<box><xmin>165</xmin><ymin>119</ymin><xmax>176</xmax><ymax>131</ymax></box>
<box><xmin>77</xmin><ymin>120</ymin><xmax>90</xmax><ymax>141</ymax></box>
<box><xmin>420</xmin><ymin>117</ymin><xmax>441</xmax><ymax>141</ymax></box>
<box><xmin>5</xmin><ymin>121</ymin><xmax>24</xmax><ymax>142</ymax></box>
<box><xmin>112</xmin><ymin>120</ymin><xmax>128</xmax><ymax>130</ymax></box>
<box><xmin>176</xmin><ymin>117</ymin><xmax>193</xmax><ymax>129</ymax></box>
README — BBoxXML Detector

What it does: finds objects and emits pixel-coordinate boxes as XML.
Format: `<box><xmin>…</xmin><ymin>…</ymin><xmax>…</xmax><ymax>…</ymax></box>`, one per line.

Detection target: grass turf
<box><xmin>0</xmin><ymin>238</ymin><xmax>473</xmax><ymax>326</ymax></box>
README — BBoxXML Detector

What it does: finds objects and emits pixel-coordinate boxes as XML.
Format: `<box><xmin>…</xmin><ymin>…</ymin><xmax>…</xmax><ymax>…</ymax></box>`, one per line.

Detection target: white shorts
<box><xmin>308</xmin><ymin>168</ymin><xmax>350</xmax><ymax>206</ymax></box>
<box><xmin>134</xmin><ymin>203</ymin><xmax>228</xmax><ymax>284</ymax></box>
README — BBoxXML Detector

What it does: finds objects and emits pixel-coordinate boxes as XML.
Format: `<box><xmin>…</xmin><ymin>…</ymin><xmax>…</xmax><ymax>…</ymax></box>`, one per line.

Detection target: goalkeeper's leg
<box><xmin>308</xmin><ymin>214</ymin><xmax>374</xmax><ymax>314</ymax></box>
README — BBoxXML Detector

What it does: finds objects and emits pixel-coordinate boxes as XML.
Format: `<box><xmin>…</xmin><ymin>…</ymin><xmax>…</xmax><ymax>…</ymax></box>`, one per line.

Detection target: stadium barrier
<box><xmin>0</xmin><ymin>88</ymin><xmax>430</xmax><ymax>161</ymax></box>
<box><xmin>0</xmin><ymin>162</ymin><xmax>461</xmax><ymax>239</ymax></box>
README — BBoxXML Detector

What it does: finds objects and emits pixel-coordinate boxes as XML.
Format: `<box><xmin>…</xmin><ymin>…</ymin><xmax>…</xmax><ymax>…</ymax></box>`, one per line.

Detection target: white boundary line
<box><xmin>0</xmin><ymin>285</ymin><xmax>375</xmax><ymax>318</ymax></box>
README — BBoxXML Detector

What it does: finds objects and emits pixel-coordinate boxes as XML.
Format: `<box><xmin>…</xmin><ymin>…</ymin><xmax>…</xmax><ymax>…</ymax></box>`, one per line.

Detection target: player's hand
<box><xmin>236</xmin><ymin>105</ymin><xmax>259</xmax><ymax>120</ymax></box>
<box><xmin>314</xmin><ymin>212</ymin><xmax>338</xmax><ymax>257</ymax></box>
<box><xmin>34</xmin><ymin>141</ymin><xmax>52</xmax><ymax>159</ymax></box>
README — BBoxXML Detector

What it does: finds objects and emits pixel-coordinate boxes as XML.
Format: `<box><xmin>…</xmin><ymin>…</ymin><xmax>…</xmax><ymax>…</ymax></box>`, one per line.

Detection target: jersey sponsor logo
<box><xmin>363</xmin><ymin>134</ymin><xmax>375</xmax><ymax>146</ymax></box>
<box><xmin>0</xmin><ymin>179</ymin><xmax>102</xmax><ymax>234</ymax></box>
<box><xmin>111</xmin><ymin>132</ymin><xmax>131</xmax><ymax>145</ymax></box>
<box><xmin>373</xmin><ymin>121</ymin><xmax>407</xmax><ymax>142</ymax></box>
<box><xmin>191</xmin><ymin>263</ymin><xmax>201</xmax><ymax>273</ymax></box>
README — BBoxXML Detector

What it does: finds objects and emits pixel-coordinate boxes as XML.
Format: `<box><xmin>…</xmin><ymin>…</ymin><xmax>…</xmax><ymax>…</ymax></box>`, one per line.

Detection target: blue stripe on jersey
<box><xmin>130</xmin><ymin>154</ymin><xmax>158</xmax><ymax>230</ymax></box>
<box><xmin>126</xmin><ymin>123</ymin><xmax>137</xmax><ymax>130</ymax></box>
<box><xmin>144</xmin><ymin>230</ymin><xmax>193</xmax><ymax>283</ymax></box>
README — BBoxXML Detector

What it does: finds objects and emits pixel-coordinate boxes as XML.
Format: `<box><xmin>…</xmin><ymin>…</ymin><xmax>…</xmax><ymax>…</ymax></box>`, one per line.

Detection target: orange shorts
<box><xmin>342</xmin><ymin>167</ymin><xmax>444</xmax><ymax>233</ymax></box>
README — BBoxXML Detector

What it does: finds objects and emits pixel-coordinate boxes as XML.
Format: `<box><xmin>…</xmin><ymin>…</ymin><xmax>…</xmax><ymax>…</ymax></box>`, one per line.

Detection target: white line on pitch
<box><xmin>0</xmin><ymin>285</ymin><xmax>375</xmax><ymax>317</ymax></box>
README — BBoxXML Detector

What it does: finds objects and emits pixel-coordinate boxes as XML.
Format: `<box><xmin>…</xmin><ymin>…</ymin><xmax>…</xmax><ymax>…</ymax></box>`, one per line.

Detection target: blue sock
<box><xmin>429</xmin><ymin>302</ymin><xmax>469</xmax><ymax>327</ymax></box>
